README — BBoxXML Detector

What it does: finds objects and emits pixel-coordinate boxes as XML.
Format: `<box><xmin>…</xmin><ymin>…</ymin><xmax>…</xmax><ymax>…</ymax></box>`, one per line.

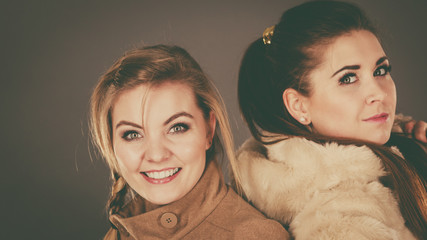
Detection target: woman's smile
<box><xmin>112</xmin><ymin>82</ymin><xmax>214</xmax><ymax>205</ymax></box>
<box><xmin>141</xmin><ymin>167</ymin><xmax>181</xmax><ymax>184</ymax></box>
<box><xmin>305</xmin><ymin>30</ymin><xmax>396</xmax><ymax>144</ymax></box>
<box><xmin>362</xmin><ymin>112</ymin><xmax>390</xmax><ymax>123</ymax></box>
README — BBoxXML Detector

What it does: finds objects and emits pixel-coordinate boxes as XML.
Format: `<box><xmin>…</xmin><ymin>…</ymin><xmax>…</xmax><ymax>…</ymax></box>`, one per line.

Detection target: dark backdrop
<box><xmin>2</xmin><ymin>0</ymin><xmax>426</xmax><ymax>239</ymax></box>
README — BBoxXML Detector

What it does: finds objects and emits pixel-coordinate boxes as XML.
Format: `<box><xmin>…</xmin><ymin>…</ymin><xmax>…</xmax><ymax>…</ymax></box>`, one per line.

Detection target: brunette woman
<box><xmin>236</xmin><ymin>1</ymin><xmax>426</xmax><ymax>239</ymax></box>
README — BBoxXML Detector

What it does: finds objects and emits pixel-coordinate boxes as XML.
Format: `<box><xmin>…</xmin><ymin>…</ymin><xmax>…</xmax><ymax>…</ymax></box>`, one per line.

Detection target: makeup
<box><xmin>363</xmin><ymin>113</ymin><xmax>389</xmax><ymax>123</ymax></box>
<box><xmin>141</xmin><ymin>168</ymin><xmax>181</xmax><ymax>184</ymax></box>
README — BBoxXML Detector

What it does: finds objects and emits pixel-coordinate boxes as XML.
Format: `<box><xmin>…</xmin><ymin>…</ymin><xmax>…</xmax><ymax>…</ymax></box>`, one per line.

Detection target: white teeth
<box><xmin>145</xmin><ymin>168</ymin><xmax>179</xmax><ymax>179</ymax></box>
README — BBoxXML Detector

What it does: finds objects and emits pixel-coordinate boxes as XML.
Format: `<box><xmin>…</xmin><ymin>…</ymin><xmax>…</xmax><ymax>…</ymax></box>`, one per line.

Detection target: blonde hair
<box><xmin>89</xmin><ymin>45</ymin><xmax>241</xmax><ymax>216</ymax></box>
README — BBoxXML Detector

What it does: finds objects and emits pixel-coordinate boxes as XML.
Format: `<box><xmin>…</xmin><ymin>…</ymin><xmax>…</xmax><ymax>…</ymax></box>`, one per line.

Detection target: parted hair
<box><xmin>90</xmin><ymin>45</ymin><xmax>240</xmax><ymax>218</ymax></box>
<box><xmin>238</xmin><ymin>1</ymin><xmax>426</xmax><ymax>238</ymax></box>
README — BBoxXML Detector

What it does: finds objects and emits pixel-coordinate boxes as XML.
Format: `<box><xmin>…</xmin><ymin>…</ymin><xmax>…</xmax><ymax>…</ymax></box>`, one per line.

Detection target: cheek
<box><xmin>387</xmin><ymin>79</ymin><xmax>397</xmax><ymax>106</ymax></box>
<box><xmin>113</xmin><ymin>141</ymin><xmax>141</xmax><ymax>172</ymax></box>
<box><xmin>310</xmin><ymin>93</ymin><xmax>355</xmax><ymax>119</ymax></box>
<box><xmin>171</xmin><ymin>131</ymin><xmax>208</xmax><ymax>168</ymax></box>
<box><xmin>309</xmin><ymin>92</ymin><xmax>361</xmax><ymax>134</ymax></box>
<box><xmin>175</xmin><ymin>139</ymin><xmax>207</xmax><ymax>163</ymax></box>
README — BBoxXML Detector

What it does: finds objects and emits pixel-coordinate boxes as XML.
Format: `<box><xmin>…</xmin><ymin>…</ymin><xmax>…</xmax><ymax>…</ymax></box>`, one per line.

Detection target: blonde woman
<box><xmin>90</xmin><ymin>45</ymin><xmax>289</xmax><ymax>239</ymax></box>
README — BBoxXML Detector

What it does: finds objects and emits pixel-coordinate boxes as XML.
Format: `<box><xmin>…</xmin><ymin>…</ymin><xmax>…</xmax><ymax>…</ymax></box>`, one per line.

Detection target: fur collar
<box><xmin>236</xmin><ymin>137</ymin><xmax>416</xmax><ymax>239</ymax></box>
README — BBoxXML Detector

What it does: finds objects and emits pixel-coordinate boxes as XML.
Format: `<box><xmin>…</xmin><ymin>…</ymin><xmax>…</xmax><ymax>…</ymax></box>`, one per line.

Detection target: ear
<box><xmin>282</xmin><ymin>88</ymin><xmax>311</xmax><ymax>125</ymax></box>
<box><xmin>206</xmin><ymin>111</ymin><xmax>216</xmax><ymax>149</ymax></box>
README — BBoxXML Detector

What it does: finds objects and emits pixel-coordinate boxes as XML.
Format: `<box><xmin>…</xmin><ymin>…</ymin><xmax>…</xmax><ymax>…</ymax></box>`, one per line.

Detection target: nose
<box><xmin>143</xmin><ymin>137</ymin><xmax>170</xmax><ymax>163</ymax></box>
<box><xmin>365</xmin><ymin>77</ymin><xmax>387</xmax><ymax>105</ymax></box>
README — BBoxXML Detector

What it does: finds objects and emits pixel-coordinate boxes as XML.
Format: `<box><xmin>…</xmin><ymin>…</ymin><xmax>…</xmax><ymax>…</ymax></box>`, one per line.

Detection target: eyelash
<box><xmin>169</xmin><ymin>123</ymin><xmax>189</xmax><ymax>134</ymax></box>
<box><xmin>120</xmin><ymin>122</ymin><xmax>190</xmax><ymax>141</ymax></box>
<box><xmin>122</xmin><ymin>130</ymin><xmax>142</xmax><ymax>141</ymax></box>
<box><xmin>374</xmin><ymin>64</ymin><xmax>392</xmax><ymax>77</ymax></box>
<box><xmin>339</xmin><ymin>73</ymin><xmax>357</xmax><ymax>85</ymax></box>
<box><xmin>338</xmin><ymin>64</ymin><xmax>392</xmax><ymax>85</ymax></box>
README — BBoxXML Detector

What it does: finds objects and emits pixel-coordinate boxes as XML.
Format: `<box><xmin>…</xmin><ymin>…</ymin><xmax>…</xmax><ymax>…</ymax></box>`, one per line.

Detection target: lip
<box><xmin>141</xmin><ymin>167</ymin><xmax>181</xmax><ymax>184</ymax></box>
<box><xmin>363</xmin><ymin>113</ymin><xmax>389</xmax><ymax>123</ymax></box>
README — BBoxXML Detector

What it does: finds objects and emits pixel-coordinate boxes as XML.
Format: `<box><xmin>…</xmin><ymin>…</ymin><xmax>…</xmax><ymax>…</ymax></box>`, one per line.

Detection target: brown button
<box><xmin>160</xmin><ymin>212</ymin><xmax>178</xmax><ymax>228</ymax></box>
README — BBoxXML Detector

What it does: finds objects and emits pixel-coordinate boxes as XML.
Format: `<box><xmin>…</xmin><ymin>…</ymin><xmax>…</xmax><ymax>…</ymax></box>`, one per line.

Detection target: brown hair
<box><xmin>238</xmin><ymin>1</ymin><xmax>426</xmax><ymax>238</ymax></box>
<box><xmin>90</xmin><ymin>45</ymin><xmax>240</xmax><ymax>217</ymax></box>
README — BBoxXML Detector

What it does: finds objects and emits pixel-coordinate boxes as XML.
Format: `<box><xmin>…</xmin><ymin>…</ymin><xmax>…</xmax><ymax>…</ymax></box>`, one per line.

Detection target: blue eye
<box><xmin>374</xmin><ymin>65</ymin><xmax>391</xmax><ymax>77</ymax></box>
<box><xmin>169</xmin><ymin>123</ymin><xmax>189</xmax><ymax>134</ymax></box>
<box><xmin>339</xmin><ymin>73</ymin><xmax>357</xmax><ymax>85</ymax></box>
<box><xmin>122</xmin><ymin>131</ymin><xmax>142</xmax><ymax>141</ymax></box>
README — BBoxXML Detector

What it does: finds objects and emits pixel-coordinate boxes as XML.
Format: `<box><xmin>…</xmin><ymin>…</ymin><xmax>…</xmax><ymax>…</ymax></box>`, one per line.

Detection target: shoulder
<box><xmin>236</xmin><ymin>137</ymin><xmax>415</xmax><ymax>239</ymax></box>
<box><xmin>237</xmin><ymin>137</ymin><xmax>385</xmax><ymax>186</ymax></box>
<box><xmin>206</xmin><ymin>187</ymin><xmax>290</xmax><ymax>239</ymax></box>
<box><xmin>236</xmin><ymin>137</ymin><xmax>387</xmax><ymax>224</ymax></box>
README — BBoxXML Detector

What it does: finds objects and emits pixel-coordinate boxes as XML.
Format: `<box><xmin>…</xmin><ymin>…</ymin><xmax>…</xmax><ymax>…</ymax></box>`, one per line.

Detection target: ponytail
<box><xmin>238</xmin><ymin>38</ymin><xmax>307</xmax><ymax>142</ymax></box>
<box><xmin>384</xmin><ymin>134</ymin><xmax>427</xmax><ymax>239</ymax></box>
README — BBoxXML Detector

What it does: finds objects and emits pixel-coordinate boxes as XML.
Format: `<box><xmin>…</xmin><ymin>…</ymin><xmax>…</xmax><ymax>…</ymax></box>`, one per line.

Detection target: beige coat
<box><xmin>236</xmin><ymin>137</ymin><xmax>416</xmax><ymax>240</ymax></box>
<box><xmin>104</xmin><ymin>160</ymin><xmax>289</xmax><ymax>239</ymax></box>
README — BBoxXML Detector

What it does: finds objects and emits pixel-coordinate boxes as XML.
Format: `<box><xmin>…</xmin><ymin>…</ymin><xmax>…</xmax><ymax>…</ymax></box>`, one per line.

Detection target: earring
<box><xmin>299</xmin><ymin>117</ymin><xmax>306</xmax><ymax>123</ymax></box>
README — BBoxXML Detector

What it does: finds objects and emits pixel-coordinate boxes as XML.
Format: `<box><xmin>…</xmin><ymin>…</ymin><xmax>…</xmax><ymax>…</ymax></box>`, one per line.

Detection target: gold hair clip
<box><xmin>262</xmin><ymin>25</ymin><xmax>275</xmax><ymax>45</ymax></box>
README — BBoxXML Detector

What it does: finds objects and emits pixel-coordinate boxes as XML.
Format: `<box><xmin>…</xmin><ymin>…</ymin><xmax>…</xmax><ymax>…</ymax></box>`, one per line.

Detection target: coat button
<box><xmin>160</xmin><ymin>212</ymin><xmax>178</xmax><ymax>228</ymax></box>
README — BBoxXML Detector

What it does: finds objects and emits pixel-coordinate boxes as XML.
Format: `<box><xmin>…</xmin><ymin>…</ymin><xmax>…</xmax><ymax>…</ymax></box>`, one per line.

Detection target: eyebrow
<box><xmin>164</xmin><ymin>112</ymin><xmax>193</xmax><ymax>126</ymax></box>
<box><xmin>115</xmin><ymin>112</ymin><xmax>194</xmax><ymax>129</ymax></box>
<box><xmin>115</xmin><ymin>121</ymin><xmax>142</xmax><ymax>129</ymax></box>
<box><xmin>331</xmin><ymin>65</ymin><xmax>360</xmax><ymax>77</ymax></box>
<box><xmin>376</xmin><ymin>56</ymin><xmax>388</xmax><ymax>66</ymax></box>
<box><xmin>331</xmin><ymin>56</ymin><xmax>388</xmax><ymax>78</ymax></box>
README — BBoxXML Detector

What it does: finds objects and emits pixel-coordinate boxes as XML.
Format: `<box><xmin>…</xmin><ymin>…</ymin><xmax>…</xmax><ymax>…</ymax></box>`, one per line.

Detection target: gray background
<box><xmin>2</xmin><ymin>0</ymin><xmax>426</xmax><ymax>239</ymax></box>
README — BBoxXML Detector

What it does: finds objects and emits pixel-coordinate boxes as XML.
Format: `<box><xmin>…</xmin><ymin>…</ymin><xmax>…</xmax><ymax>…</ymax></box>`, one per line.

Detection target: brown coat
<box><xmin>104</xmin><ymin>160</ymin><xmax>289</xmax><ymax>240</ymax></box>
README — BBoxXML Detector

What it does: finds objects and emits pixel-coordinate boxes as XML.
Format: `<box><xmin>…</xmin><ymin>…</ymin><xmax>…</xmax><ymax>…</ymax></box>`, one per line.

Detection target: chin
<box><xmin>147</xmin><ymin>195</ymin><xmax>179</xmax><ymax>205</ymax></box>
<box><xmin>368</xmin><ymin>133</ymin><xmax>391</xmax><ymax>145</ymax></box>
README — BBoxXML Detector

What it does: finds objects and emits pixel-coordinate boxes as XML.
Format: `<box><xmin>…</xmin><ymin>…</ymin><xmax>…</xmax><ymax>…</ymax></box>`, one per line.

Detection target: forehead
<box><xmin>146</xmin><ymin>82</ymin><xmax>198</xmax><ymax>112</ymax></box>
<box><xmin>112</xmin><ymin>82</ymin><xmax>201</xmax><ymax>123</ymax></box>
<box><xmin>320</xmin><ymin>30</ymin><xmax>385</xmax><ymax>70</ymax></box>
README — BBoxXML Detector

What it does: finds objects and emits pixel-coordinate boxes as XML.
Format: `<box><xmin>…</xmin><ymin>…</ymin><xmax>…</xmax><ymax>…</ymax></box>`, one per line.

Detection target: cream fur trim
<box><xmin>236</xmin><ymin>137</ymin><xmax>416</xmax><ymax>240</ymax></box>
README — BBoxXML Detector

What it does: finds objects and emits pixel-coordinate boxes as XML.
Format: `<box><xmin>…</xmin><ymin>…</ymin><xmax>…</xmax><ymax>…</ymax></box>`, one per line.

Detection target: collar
<box><xmin>109</xmin><ymin>159</ymin><xmax>227</xmax><ymax>239</ymax></box>
<box><xmin>238</xmin><ymin>137</ymin><xmax>387</xmax><ymax>181</ymax></box>
<box><xmin>236</xmin><ymin>137</ymin><xmax>389</xmax><ymax>225</ymax></box>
